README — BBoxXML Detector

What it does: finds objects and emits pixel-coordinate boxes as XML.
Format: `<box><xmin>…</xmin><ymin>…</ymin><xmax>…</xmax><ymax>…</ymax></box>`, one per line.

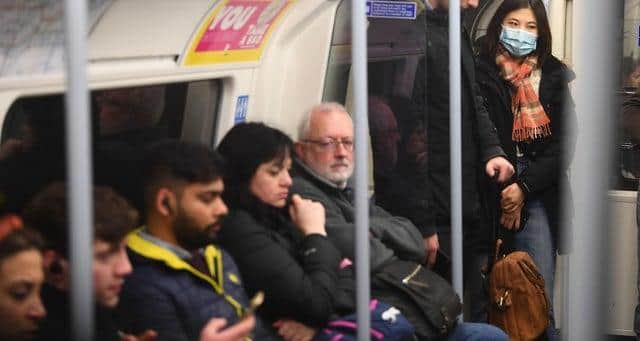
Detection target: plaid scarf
<box><xmin>496</xmin><ymin>47</ymin><xmax>551</xmax><ymax>142</ymax></box>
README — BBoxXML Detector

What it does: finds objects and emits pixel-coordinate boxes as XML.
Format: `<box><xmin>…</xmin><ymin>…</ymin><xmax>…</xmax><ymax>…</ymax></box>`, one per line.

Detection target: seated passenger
<box><xmin>116</xmin><ymin>140</ymin><xmax>261</xmax><ymax>341</ymax></box>
<box><xmin>22</xmin><ymin>183</ymin><xmax>157</xmax><ymax>341</ymax></box>
<box><xmin>216</xmin><ymin>123</ymin><xmax>343</xmax><ymax>338</ymax></box>
<box><xmin>0</xmin><ymin>221</ymin><xmax>46</xmax><ymax>341</ymax></box>
<box><xmin>291</xmin><ymin>102</ymin><xmax>508</xmax><ymax>341</ymax></box>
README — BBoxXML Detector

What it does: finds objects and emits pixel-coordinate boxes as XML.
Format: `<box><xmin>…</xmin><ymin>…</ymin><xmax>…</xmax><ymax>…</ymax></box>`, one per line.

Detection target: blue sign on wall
<box><xmin>234</xmin><ymin>95</ymin><xmax>249</xmax><ymax>124</ymax></box>
<box><xmin>366</xmin><ymin>1</ymin><xmax>417</xmax><ymax>20</ymax></box>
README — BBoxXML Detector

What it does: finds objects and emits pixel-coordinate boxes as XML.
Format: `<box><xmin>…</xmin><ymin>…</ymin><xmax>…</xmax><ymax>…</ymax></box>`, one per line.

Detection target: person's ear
<box><xmin>43</xmin><ymin>250</ymin><xmax>70</xmax><ymax>290</ymax></box>
<box><xmin>156</xmin><ymin>189</ymin><xmax>176</xmax><ymax>217</ymax></box>
<box><xmin>294</xmin><ymin>142</ymin><xmax>305</xmax><ymax>159</ymax></box>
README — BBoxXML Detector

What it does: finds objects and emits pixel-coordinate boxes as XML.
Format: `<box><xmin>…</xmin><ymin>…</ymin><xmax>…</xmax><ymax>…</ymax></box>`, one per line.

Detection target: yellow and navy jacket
<box><xmin>116</xmin><ymin>229</ymin><xmax>255</xmax><ymax>341</ymax></box>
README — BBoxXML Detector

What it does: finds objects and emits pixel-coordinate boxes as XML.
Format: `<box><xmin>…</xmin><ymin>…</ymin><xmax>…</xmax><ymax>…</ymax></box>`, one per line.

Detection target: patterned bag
<box><xmin>314</xmin><ymin>299</ymin><xmax>415</xmax><ymax>341</ymax></box>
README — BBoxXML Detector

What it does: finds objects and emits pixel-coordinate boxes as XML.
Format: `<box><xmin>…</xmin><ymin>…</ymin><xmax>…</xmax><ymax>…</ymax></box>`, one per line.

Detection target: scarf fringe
<box><xmin>512</xmin><ymin>124</ymin><xmax>552</xmax><ymax>142</ymax></box>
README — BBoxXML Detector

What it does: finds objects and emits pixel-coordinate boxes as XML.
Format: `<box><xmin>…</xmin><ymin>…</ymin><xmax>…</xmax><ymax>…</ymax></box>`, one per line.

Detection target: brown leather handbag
<box><xmin>487</xmin><ymin>239</ymin><xmax>549</xmax><ymax>341</ymax></box>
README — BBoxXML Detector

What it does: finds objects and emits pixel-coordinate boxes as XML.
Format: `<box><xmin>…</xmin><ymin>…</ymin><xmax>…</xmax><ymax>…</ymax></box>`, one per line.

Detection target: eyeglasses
<box><xmin>302</xmin><ymin>138</ymin><xmax>354</xmax><ymax>151</ymax></box>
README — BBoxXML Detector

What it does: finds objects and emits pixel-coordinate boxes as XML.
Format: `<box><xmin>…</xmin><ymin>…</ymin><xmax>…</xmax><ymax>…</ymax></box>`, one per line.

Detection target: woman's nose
<box><xmin>282</xmin><ymin>170</ymin><xmax>293</xmax><ymax>187</ymax></box>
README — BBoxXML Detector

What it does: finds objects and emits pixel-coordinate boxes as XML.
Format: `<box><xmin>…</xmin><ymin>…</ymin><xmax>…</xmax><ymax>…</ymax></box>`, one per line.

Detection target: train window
<box><xmin>0</xmin><ymin>80</ymin><xmax>221</xmax><ymax>212</ymax></box>
<box><xmin>615</xmin><ymin>0</ymin><xmax>640</xmax><ymax>190</ymax></box>
<box><xmin>1</xmin><ymin>80</ymin><xmax>221</xmax><ymax>147</ymax></box>
<box><xmin>323</xmin><ymin>1</ymin><xmax>428</xmax><ymax>217</ymax></box>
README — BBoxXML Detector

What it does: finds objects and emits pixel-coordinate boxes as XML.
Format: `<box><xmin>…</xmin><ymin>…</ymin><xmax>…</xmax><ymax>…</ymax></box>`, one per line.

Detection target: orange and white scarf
<box><xmin>496</xmin><ymin>48</ymin><xmax>551</xmax><ymax>142</ymax></box>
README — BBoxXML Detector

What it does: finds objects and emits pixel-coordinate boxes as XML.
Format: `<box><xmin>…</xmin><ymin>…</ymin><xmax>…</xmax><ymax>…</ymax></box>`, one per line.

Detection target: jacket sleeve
<box><xmin>519</xmin><ymin>81</ymin><xmax>577</xmax><ymax>195</ymax></box>
<box><xmin>369</xmin><ymin>203</ymin><xmax>427</xmax><ymax>263</ymax></box>
<box><xmin>377</xmin><ymin>181</ymin><xmax>436</xmax><ymax>238</ymax></box>
<box><xmin>473</xmin><ymin>82</ymin><xmax>507</xmax><ymax>162</ymax></box>
<box><xmin>292</xmin><ymin>178</ymin><xmax>426</xmax><ymax>271</ymax></box>
<box><xmin>117</xmin><ymin>278</ymin><xmax>190</xmax><ymax>341</ymax></box>
<box><xmin>220</xmin><ymin>211</ymin><xmax>341</xmax><ymax>326</ymax></box>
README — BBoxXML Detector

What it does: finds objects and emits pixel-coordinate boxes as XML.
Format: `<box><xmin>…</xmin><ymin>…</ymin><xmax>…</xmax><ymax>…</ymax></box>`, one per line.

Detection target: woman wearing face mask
<box><xmin>476</xmin><ymin>0</ymin><xmax>576</xmax><ymax>338</ymax></box>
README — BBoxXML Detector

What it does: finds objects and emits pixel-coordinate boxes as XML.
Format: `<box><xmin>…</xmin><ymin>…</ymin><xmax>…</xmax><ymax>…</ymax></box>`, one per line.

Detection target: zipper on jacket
<box><xmin>402</xmin><ymin>264</ymin><xmax>429</xmax><ymax>288</ymax></box>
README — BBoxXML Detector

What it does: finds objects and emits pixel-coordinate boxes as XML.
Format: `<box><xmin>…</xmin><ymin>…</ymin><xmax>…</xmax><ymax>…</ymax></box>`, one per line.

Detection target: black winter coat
<box><xmin>219</xmin><ymin>208</ymin><xmax>347</xmax><ymax>327</ymax></box>
<box><xmin>407</xmin><ymin>10</ymin><xmax>505</xmax><ymax>236</ymax></box>
<box><xmin>475</xmin><ymin>52</ymin><xmax>576</xmax><ymax>252</ymax></box>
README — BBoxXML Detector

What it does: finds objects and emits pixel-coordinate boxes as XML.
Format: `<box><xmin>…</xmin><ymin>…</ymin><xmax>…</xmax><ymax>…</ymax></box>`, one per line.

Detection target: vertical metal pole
<box><xmin>351</xmin><ymin>1</ymin><xmax>370</xmax><ymax>340</ymax></box>
<box><xmin>448</xmin><ymin>0</ymin><xmax>464</xmax><ymax>320</ymax></box>
<box><xmin>63</xmin><ymin>0</ymin><xmax>94</xmax><ymax>340</ymax></box>
<box><xmin>566</xmin><ymin>0</ymin><xmax>620</xmax><ymax>340</ymax></box>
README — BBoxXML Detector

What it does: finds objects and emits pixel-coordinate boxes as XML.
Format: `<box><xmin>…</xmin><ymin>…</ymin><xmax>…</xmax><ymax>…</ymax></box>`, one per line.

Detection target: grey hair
<box><xmin>297</xmin><ymin>102</ymin><xmax>349</xmax><ymax>140</ymax></box>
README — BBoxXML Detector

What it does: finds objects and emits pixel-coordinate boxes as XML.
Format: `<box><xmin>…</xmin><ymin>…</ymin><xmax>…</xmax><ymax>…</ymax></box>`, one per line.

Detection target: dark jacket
<box><xmin>117</xmin><ymin>230</ymin><xmax>258</xmax><ymax>341</ymax></box>
<box><xmin>475</xmin><ymin>52</ymin><xmax>577</xmax><ymax>252</ymax></box>
<box><xmin>219</xmin><ymin>208</ymin><xmax>346</xmax><ymax>327</ymax></box>
<box><xmin>290</xmin><ymin>160</ymin><xmax>426</xmax><ymax>272</ymax></box>
<box><xmin>36</xmin><ymin>284</ymin><xmax>119</xmax><ymax>341</ymax></box>
<box><xmin>406</xmin><ymin>9</ymin><xmax>505</xmax><ymax>236</ymax></box>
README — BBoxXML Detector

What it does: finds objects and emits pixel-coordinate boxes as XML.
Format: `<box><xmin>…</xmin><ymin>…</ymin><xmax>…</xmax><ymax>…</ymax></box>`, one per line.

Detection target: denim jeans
<box><xmin>444</xmin><ymin>322</ymin><xmax>508</xmax><ymax>341</ymax></box>
<box><xmin>514</xmin><ymin>158</ymin><xmax>557</xmax><ymax>340</ymax></box>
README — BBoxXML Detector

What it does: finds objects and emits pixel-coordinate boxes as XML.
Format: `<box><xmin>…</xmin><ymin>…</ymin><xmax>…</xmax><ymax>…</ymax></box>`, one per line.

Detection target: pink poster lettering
<box><xmin>196</xmin><ymin>0</ymin><xmax>288</xmax><ymax>52</ymax></box>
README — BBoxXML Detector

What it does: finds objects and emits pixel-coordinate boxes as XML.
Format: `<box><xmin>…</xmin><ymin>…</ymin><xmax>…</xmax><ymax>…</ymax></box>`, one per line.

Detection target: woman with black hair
<box><xmin>476</xmin><ymin>0</ymin><xmax>576</xmax><ymax>338</ymax></box>
<box><xmin>217</xmin><ymin>123</ymin><xmax>345</xmax><ymax>340</ymax></box>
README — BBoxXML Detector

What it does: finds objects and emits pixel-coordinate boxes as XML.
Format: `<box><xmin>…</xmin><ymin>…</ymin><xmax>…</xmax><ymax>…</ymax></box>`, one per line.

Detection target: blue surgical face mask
<box><xmin>499</xmin><ymin>26</ymin><xmax>538</xmax><ymax>57</ymax></box>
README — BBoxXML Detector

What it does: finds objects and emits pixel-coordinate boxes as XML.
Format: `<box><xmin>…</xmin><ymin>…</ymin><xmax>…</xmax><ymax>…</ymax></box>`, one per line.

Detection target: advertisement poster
<box><xmin>181</xmin><ymin>0</ymin><xmax>293</xmax><ymax>66</ymax></box>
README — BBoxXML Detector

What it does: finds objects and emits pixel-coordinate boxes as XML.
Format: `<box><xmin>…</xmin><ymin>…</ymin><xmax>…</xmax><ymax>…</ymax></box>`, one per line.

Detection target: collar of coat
<box><xmin>293</xmin><ymin>157</ymin><xmax>349</xmax><ymax>190</ymax></box>
<box><xmin>125</xmin><ymin>228</ymin><xmax>244</xmax><ymax>316</ymax></box>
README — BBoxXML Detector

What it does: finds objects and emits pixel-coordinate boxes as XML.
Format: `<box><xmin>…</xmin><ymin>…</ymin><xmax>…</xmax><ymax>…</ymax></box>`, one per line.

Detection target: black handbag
<box><xmin>372</xmin><ymin>259</ymin><xmax>462</xmax><ymax>340</ymax></box>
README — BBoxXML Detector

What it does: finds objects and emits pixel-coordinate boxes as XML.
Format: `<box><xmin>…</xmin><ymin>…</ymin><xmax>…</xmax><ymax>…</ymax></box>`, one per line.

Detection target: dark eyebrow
<box><xmin>200</xmin><ymin>190</ymin><xmax>223</xmax><ymax>197</ymax></box>
<box><xmin>11</xmin><ymin>280</ymin><xmax>35</xmax><ymax>287</ymax></box>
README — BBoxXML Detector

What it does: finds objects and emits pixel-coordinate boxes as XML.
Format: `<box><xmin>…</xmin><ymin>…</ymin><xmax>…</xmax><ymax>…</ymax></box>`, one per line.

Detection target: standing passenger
<box><xmin>116</xmin><ymin>140</ymin><xmax>259</xmax><ymax>341</ymax></box>
<box><xmin>475</xmin><ymin>0</ymin><xmax>576</xmax><ymax>338</ymax></box>
<box><xmin>409</xmin><ymin>0</ymin><xmax>515</xmax><ymax>321</ymax></box>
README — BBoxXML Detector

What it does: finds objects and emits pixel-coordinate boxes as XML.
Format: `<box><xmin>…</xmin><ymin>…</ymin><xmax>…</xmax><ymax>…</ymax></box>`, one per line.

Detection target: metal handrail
<box><xmin>63</xmin><ymin>0</ymin><xmax>94</xmax><ymax>340</ymax></box>
<box><xmin>351</xmin><ymin>1</ymin><xmax>371</xmax><ymax>340</ymax></box>
<box><xmin>448</xmin><ymin>0</ymin><xmax>464</xmax><ymax>320</ymax></box>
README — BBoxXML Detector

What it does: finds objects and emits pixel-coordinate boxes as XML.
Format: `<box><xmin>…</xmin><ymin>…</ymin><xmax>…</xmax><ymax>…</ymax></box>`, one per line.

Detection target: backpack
<box><xmin>371</xmin><ymin>259</ymin><xmax>462</xmax><ymax>340</ymax></box>
<box><xmin>314</xmin><ymin>299</ymin><xmax>415</xmax><ymax>341</ymax></box>
<box><xmin>487</xmin><ymin>239</ymin><xmax>549</xmax><ymax>340</ymax></box>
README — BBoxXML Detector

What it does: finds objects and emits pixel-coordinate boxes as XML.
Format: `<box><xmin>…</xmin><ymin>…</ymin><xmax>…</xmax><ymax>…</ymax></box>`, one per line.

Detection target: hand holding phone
<box><xmin>243</xmin><ymin>291</ymin><xmax>264</xmax><ymax>317</ymax></box>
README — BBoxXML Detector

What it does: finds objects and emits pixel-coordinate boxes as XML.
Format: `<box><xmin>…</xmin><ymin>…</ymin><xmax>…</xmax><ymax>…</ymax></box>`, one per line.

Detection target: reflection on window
<box><xmin>0</xmin><ymin>80</ymin><xmax>220</xmax><ymax>213</ymax></box>
<box><xmin>616</xmin><ymin>0</ymin><xmax>640</xmax><ymax>190</ymax></box>
<box><xmin>323</xmin><ymin>0</ymin><xmax>428</xmax><ymax>219</ymax></box>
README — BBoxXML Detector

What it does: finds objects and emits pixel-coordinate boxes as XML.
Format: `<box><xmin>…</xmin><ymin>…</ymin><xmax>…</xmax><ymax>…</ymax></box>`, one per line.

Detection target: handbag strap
<box><xmin>487</xmin><ymin>181</ymin><xmax>516</xmax><ymax>271</ymax></box>
<box><xmin>493</xmin><ymin>239</ymin><xmax>503</xmax><ymax>264</ymax></box>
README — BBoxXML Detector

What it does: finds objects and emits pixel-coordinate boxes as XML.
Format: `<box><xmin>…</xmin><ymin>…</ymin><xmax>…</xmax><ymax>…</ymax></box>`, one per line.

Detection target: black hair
<box><xmin>481</xmin><ymin>0</ymin><xmax>552</xmax><ymax>65</ymax></box>
<box><xmin>141</xmin><ymin>140</ymin><xmax>225</xmax><ymax>209</ymax></box>
<box><xmin>22</xmin><ymin>182</ymin><xmax>138</xmax><ymax>256</ymax></box>
<box><xmin>216</xmin><ymin>123</ymin><xmax>293</xmax><ymax>213</ymax></box>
